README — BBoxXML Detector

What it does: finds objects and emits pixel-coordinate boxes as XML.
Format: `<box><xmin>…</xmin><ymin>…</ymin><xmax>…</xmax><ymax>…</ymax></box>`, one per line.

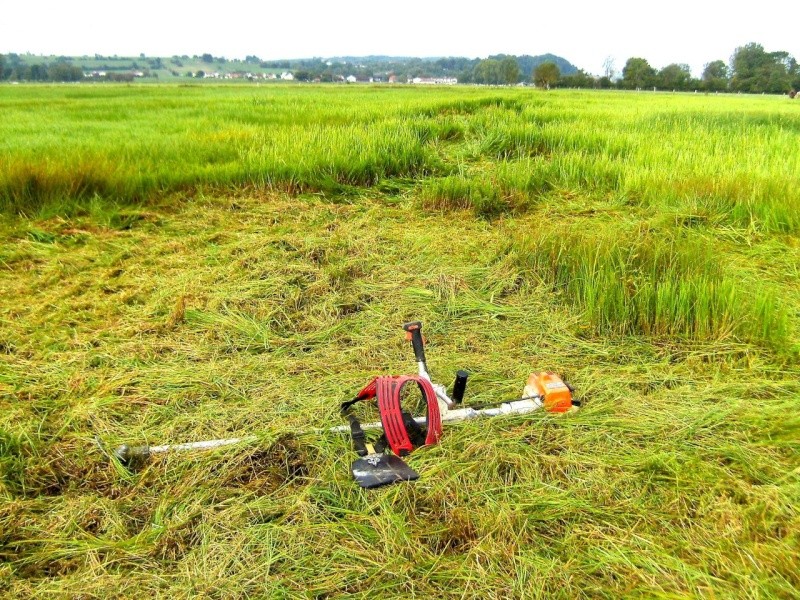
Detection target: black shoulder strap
<box><xmin>343</xmin><ymin>410</ymin><xmax>369</xmax><ymax>457</ymax></box>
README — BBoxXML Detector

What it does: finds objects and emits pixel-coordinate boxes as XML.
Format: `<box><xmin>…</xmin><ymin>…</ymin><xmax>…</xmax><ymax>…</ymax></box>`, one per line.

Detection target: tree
<box><xmin>768</xmin><ymin>51</ymin><xmax>798</xmax><ymax>93</ymax></box>
<box><xmin>0</xmin><ymin>54</ymin><xmax>4</xmax><ymax>80</ymax></box>
<box><xmin>30</xmin><ymin>63</ymin><xmax>49</xmax><ymax>81</ymax></box>
<box><xmin>435</xmin><ymin>56</ymin><xmax>477</xmax><ymax>75</ymax></box>
<box><xmin>473</xmin><ymin>59</ymin><xmax>502</xmax><ymax>85</ymax></box>
<box><xmin>731</xmin><ymin>43</ymin><xmax>768</xmax><ymax>92</ymax></box>
<box><xmin>702</xmin><ymin>60</ymin><xmax>729</xmax><ymax>91</ymax></box>
<box><xmin>621</xmin><ymin>57</ymin><xmax>655</xmax><ymax>89</ymax></box>
<box><xmin>201</xmin><ymin>53</ymin><xmax>214</xmax><ymax>64</ymax></box>
<box><xmin>499</xmin><ymin>56</ymin><xmax>520</xmax><ymax>85</ymax></box>
<box><xmin>533</xmin><ymin>61</ymin><xmax>559</xmax><ymax>89</ymax></box>
<box><xmin>657</xmin><ymin>63</ymin><xmax>692</xmax><ymax>90</ymax></box>
<box><xmin>598</xmin><ymin>76</ymin><xmax>613</xmax><ymax>89</ymax></box>
<box><xmin>559</xmin><ymin>69</ymin><xmax>596</xmax><ymax>89</ymax></box>
<box><xmin>457</xmin><ymin>68</ymin><xmax>474</xmax><ymax>84</ymax></box>
<box><xmin>730</xmin><ymin>43</ymin><xmax>798</xmax><ymax>93</ymax></box>
<box><xmin>602</xmin><ymin>56</ymin><xmax>616</xmax><ymax>80</ymax></box>
<box><xmin>48</xmin><ymin>63</ymin><xmax>83</xmax><ymax>82</ymax></box>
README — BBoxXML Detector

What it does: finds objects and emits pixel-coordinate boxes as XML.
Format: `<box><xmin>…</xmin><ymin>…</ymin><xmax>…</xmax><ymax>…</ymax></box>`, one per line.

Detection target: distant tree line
<box><xmin>261</xmin><ymin>53</ymin><xmax>578</xmax><ymax>85</ymax></box>
<box><xmin>258</xmin><ymin>45</ymin><xmax>799</xmax><ymax>93</ymax></box>
<box><xmin>253</xmin><ymin>44</ymin><xmax>800</xmax><ymax>93</ymax></box>
<box><xmin>565</xmin><ymin>44</ymin><xmax>798</xmax><ymax>93</ymax></box>
<box><xmin>463</xmin><ymin>44</ymin><xmax>798</xmax><ymax>93</ymax></box>
<box><xmin>610</xmin><ymin>44</ymin><xmax>799</xmax><ymax>93</ymax></box>
<box><xmin>2</xmin><ymin>43</ymin><xmax>798</xmax><ymax>92</ymax></box>
<box><xmin>0</xmin><ymin>54</ymin><xmax>84</xmax><ymax>82</ymax></box>
<box><xmin>0</xmin><ymin>53</ymin><xmax>155</xmax><ymax>82</ymax></box>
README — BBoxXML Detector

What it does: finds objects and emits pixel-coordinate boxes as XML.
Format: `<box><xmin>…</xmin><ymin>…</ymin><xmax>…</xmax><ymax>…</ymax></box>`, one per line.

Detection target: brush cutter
<box><xmin>107</xmin><ymin>321</ymin><xmax>578</xmax><ymax>488</ymax></box>
<box><xmin>335</xmin><ymin>322</ymin><xmax>577</xmax><ymax>487</ymax></box>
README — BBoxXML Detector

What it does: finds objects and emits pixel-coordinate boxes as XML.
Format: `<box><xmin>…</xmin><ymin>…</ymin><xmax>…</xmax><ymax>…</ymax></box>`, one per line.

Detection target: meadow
<box><xmin>1</xmin><ymin>83</ymin><xmax>798</xmax><ymax>598</ymax></box>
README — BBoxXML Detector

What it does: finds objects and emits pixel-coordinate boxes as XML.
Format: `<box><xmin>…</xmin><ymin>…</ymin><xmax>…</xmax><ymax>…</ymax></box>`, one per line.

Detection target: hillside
<box><xmin>1</xmin><ymin>52</ymin><xmax>283</xmax><ymax>81</ymax></box>
<box><xmin>1</xmin><ymin>52</ymin><xmax>580</xmax><ymax>82</ymax></box>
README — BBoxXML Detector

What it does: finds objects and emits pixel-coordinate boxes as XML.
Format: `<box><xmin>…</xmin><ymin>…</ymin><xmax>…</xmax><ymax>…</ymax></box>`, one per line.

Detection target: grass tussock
<box><xmin>0</xmin><ymin>158</ymin><xmax>123</xmax><ymax>214</ymax></box>
<box><xmin>510</xmin><ymin>224</ymin><xmax>791</xmax><ymax>347</ymax></box>
<box><xmin>420</xmin><ymin>174</ymin><xmax>519</xmax><ymax>218</ymax></box>
<box><xmin>419</xmin><ymin>95</ymin><xmax>525</xmax><ymax>117</ymax></box>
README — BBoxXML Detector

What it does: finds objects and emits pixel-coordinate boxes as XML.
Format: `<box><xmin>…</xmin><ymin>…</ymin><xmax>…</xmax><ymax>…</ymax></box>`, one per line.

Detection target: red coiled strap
<box><xmin>352</xmin><ymin>375</ymin><xmax>442</xmax><ymax>456</ymax></box>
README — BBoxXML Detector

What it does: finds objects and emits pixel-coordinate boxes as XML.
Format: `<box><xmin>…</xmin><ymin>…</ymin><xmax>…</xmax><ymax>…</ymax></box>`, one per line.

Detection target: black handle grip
<box><xmin>451</xmin><ymin>370</ymin><xmax>469</xmax><ymax>404</ymax></box>
<box><xmin>348</xmin><ymin>415</ymin><xmax>369</xmax><ymax>457</ymax></box>
<box><xmin>402</xmin><ymin>321</ymin><xmax>427</xmax><ymax>365</ymax></box>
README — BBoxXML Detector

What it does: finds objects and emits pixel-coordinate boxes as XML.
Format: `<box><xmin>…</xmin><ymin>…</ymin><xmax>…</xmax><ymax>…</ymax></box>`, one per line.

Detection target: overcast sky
<box><xmin>3</xmin><ymin>1</ymin><xmax>797</xmax><ymax>77</ymax></box>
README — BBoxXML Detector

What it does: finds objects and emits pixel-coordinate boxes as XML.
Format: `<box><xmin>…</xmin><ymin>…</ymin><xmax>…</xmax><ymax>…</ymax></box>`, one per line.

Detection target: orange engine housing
<box><xmin>523</xmin><ymin>372</ymin><xmax>573</xmax><ymax>413</ymax></box>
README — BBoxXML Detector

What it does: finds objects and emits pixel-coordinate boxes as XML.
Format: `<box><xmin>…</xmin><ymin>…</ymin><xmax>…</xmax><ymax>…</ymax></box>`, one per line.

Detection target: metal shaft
<box><xmin>112</xmin><ymin>398</ymin><xmax>544</xmax><ymax>467</ymax></box>
<box><xmin>328</xmin><ymin>397</ymin><xmax>543</xmax><ymax>433</ymax></box>
<box><xmin>149</xmin><ymin>436</ymin><xmax>253</xmax><ymax>454</ymax></box>
<box><xmin>417</xmin><ymin>361</ymin><xmax>455</xmax><ymax>409</ymax></box>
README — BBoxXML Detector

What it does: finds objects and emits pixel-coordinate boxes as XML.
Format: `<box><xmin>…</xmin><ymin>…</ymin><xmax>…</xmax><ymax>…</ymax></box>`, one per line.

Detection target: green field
<box><xmin>1</xmin><ymin>84</ymin><xmax>798</xmax><ymax>598</ymax></box>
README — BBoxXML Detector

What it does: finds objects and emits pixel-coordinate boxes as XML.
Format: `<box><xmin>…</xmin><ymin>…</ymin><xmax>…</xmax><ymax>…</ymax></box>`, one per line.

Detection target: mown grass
<box><xmin>1</xmin><ymin>85</ymin><xmax>799</xmax><ymax>598</ymax></box>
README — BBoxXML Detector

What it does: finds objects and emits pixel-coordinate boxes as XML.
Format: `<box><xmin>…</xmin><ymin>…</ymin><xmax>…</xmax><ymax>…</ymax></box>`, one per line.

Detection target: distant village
<box><xmin>126</xmin><ymin>71</ymin><xmax>459</xmax><ymax>84</ymax></box>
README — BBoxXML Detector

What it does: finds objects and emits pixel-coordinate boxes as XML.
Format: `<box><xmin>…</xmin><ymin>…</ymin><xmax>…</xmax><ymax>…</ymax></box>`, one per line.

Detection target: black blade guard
<box><xmin>351</xmin><ymin>453</ymin><xmax>419</xmax><ymax>489</ymax></box>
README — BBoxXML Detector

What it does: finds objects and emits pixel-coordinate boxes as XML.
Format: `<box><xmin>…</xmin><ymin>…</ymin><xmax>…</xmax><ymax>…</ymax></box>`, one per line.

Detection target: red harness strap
<box><xmin>350</xmin><ymin>375</ymin><xmax>442</xmax><ymax>456</ymax></box>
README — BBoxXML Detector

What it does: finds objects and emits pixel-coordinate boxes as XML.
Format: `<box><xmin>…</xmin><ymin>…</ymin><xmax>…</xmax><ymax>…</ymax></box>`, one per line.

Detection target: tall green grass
<box><xmin>2</xmin><ymin>86</ymin><xmax>799</xmax><ymax>234</ymax></box>
<box><xmin>0</xmin><ymin>120</ymin><xmax>440</xmax><ymax>212</ymax></box>
<box><xmin>420</xmin><ymin>174</ymin><xmax>510</xmax><ymax>218</ymax></box>
<box><xmin>509</xmin><ymin>225</ymin><xmax>790</xmax><ymax>347</ymax></box>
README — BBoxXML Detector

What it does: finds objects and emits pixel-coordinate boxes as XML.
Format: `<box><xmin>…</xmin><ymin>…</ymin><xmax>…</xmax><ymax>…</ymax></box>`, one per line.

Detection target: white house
<box><xmin>410</xmin><ymin>77</ymin><xmax>458</xmax><ymax>85</ymax></box>
<box><xmin>280</xmin><ymin>72</ymin><xmax>294</xmax><ymax>80</ymax></box>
